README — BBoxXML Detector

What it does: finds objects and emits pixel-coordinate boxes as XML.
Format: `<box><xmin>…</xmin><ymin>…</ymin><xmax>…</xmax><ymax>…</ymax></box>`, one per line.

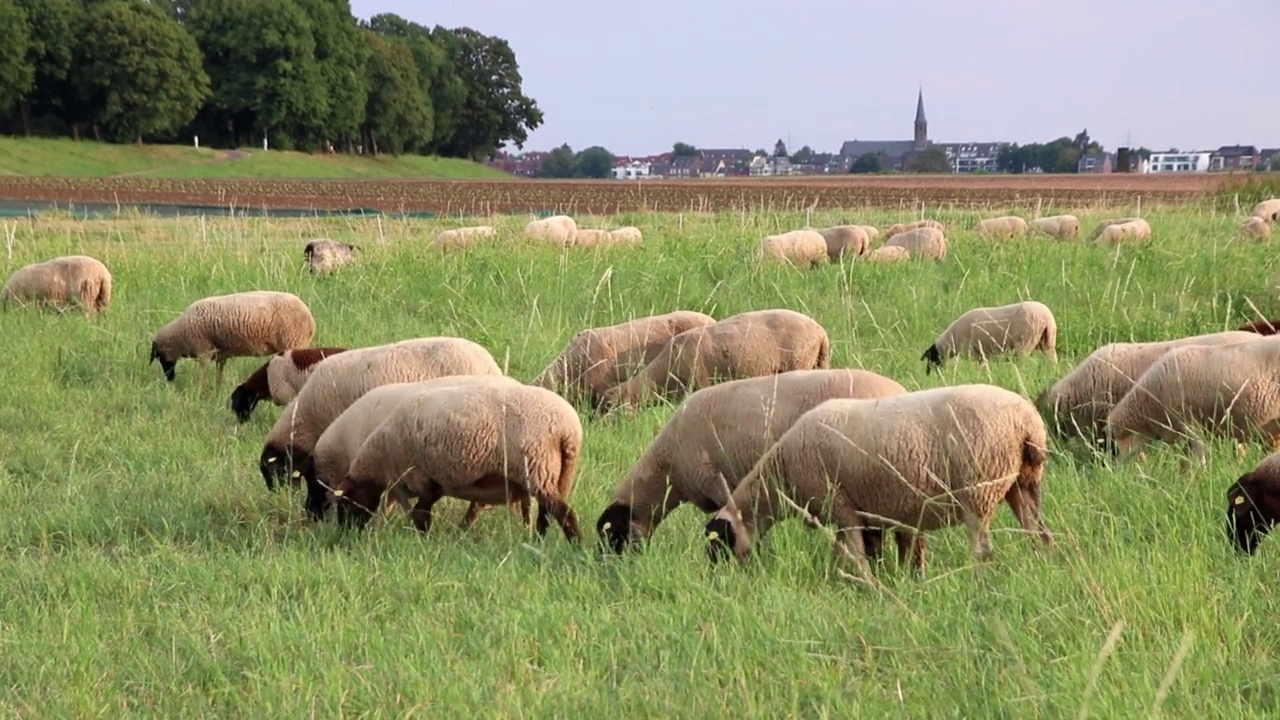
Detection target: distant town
<box><xmin>487</xmin><ymin>89</ymin><xmax>1279</xmax><ymax>180</ymax></box>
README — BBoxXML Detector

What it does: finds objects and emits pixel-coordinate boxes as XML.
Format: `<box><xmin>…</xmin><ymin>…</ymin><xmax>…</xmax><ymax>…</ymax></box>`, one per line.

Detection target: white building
<box><xmin>612</xmin><ymin>161</ymin><xmax>651</xmax><ymax>180</ymax></box>
<box><xmin>1145</xmin><ymin>151</ymin><xmax>1212</xmax><ymax>173</ymax></box>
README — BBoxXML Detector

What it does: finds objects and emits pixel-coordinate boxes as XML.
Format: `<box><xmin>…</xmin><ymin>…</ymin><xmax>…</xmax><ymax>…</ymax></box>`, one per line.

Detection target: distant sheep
<box><xmin>857</xmin><ymin>224</ymin><xmax>880</xmax><ymax>240</ymax></box>
<box><xmin>1087</xmin><ymin>217</ymin><xmax>1143</xmax><ymax>241</ymax></box>
<box><xmin>149</xmin><ymin>290</ymin><xmax>316</xmax><ymax>388</ymax></box>
<box><xmin>885</xmin><ymin>219</ymin><xmax>944</xmax><ymax>239</ymax></box>
<box><xmin>1240</xmin><ymin>216</ymin><xmax>1272</xmax><ymax>239</ymax></box>
<box><xmin>884</xmin><ymin>226</ymin><xmax>947</xmax><ymax>260</ymax></box>
<box><xmin>526</xmin><ymin>215</ymin><xmax>578</xmax><ymax>245</ymax></box>
<box><xmin>434</xmin><ymin>225</ymin><xmax>497</xmax><ymax>250</ymax></box>
<box><xmin>1</xmin><ymin>255</ymin><xmax>112</xmax><ymax>314</ymax></box>
<box><xmin>1094</xmin><ymin>219</ymin><xmax>1152</xmax><ymax>245</ymax></box>
<box><xmin>813</xmin><ymin>225</ymin><xmax>870</xmax><ymax>260</ymax></box>
<box><xmin>975</xmin><ymin>215</ymin><xmax>1028</xmax><ymax>239</ymax></box>
<box><xmin>1225</xmin><ymin>451</ymin><xmax>1280</xmax><ymax>554</ymax></box>
<box><xmin>760</xmin><ymin>229</ymin><xmax>828</xmax><ymax>268</ymax></box>
<box><xmin>865</xmin><ymin>246</ymin><xmax>909</xmax><ymax>263</ymax></box>
<box><xmin>606</xmin><ymin>226</ymin><xmax>644</xmax><ymax>245</ymax></box>
<box><xmin>1252</xmin><ymin>199</ymin><xmax>1280</xmax><ymax>222</ymax></box>
<box><xmin>573</xmin><ymin>229</ymin><xmax>610</xmax><ymax>247</ymax></box>
<box><xmin>921</xmin><ymin>300</ymin><xmax>1057</xmax><ymax>373</ymax></box>
<box><xmin>1028</xmin><ymin>215</ymin><xmax>1080</xmax><ymax>239</ymax></box>
<box><xmin>303</xmin><ymin>239</ymin><xmax>358</xmax><ymax>275</ymax></box>
<box><xmin>229</xmin><ymin>346</ymin><xmax>349</xmax><ymax>423</ymax></box>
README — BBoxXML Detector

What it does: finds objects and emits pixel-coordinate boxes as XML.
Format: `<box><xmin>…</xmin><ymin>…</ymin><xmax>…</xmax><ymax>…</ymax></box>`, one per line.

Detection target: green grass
<box><xmin>0</xmin><ymin>136</ymin><xmax>511</xmax><ymax>179</ymax></box>
<box><xmin>1</xmin><ymin>204</ymin><xmax>1279</xmax><ymax>716</ymax></box>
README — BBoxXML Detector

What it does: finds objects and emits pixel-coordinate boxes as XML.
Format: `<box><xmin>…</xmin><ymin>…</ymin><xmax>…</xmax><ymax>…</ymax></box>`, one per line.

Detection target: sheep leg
<box><xmin>961</xmin><ymin>507</ymin><xmax>995</xmax><ymax>563</ymax></box>
<box><xmin>215</xmin><ymin>358</ymin><xmax>227</xmax><ymax>389</ymax></box>
<box><xmin>409</xmin><ymin>483</ymin><xmax>445</xmax><ymax>534</ymax></box>
<box><xmin>825</xmin><ymin>487</ymin><xmax>879</xmax><ymax>586</ymax></box>
<box><xmin>534</xmin><ymin>497</ymin><xmax>581</xmax><ymax>542</ymax></box>
<box><xmin>1003</xmin><ymin>483</ymin><xmax>1054</xmax><ymax>547</ymax></box>
<box><xmin>458</xmin><ymin>502</ymin><xmax>486</xmax><ymax>529</ymax></box>
<box><xmin>894</xmin><ymin>529</ymin><xmax>927</xmax><ymax>574</ymax></box>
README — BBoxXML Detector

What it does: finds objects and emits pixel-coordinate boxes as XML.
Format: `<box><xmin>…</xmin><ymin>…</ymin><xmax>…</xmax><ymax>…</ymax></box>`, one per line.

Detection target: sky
<box><xmin>349</xmin><ymin>0</ymin><xmax>1277</xmax><ymax>157</ymax></box>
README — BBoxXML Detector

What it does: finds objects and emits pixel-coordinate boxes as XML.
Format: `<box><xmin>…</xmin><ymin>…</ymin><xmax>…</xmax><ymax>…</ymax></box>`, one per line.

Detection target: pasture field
<box><xmin>2</xmin><ymin>203</ymin><xmax>1280</xmax><ymax>717</ymax></box>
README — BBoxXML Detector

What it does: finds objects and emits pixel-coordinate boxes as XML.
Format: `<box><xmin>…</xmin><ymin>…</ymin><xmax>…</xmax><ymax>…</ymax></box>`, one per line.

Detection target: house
<box><xmin>936</xmin><ymin>142</ymin><xmax>1007</xmax><ymax>173</ymax></box>
<box><xmin>1210</xmin><ymin>145</ymin><xmax>1259</xmax><ymax>171</ymax></box>
<box><xmin>1261</xmin><ymin>148</ymin><xmax>1280</xmax><ymax>171</ymax></box>
<box><xmin>612</xmin><ymin>160</ymin><xmax>651</xmax><ymax>180</ymax></box>
<box><xmin>485</xmin><ymin>150</ymin><xmax>548</xmax><ymax>177</ymax></box>
<box><xmin>668</xmin><ymin>155</ymin><xmax>702</xmax><ymax>178</ymax></box>
<box><xmin>1078</xmin><ymin>152</ymin><xmax>1113</xmax><ymax>174</ymax></box>
<box><xmin>1146</xmin><ymin>151</ymin><xmax>1212</xmax><ymax>173</ymax></box>
<box><xmin>748</xmin><ymin>155</ymin><xmax>773</xmax><ymax>176</ymax></box>
<box><xmin>696</xmin><ymin>148</ymin><xmax>754</xmax><ymax>176</ymax></box>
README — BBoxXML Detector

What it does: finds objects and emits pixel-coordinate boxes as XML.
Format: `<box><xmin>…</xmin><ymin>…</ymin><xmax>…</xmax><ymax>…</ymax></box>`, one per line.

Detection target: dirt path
<box><xmin>109</xmin><ymin>149</ymin><xmax>250</xmax><ymax>178</ymax></box>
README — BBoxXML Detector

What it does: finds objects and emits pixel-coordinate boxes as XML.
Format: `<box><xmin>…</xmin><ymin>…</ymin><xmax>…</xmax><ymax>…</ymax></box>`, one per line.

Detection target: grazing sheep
<box><xmin>303</xmin><ymin>239</ymin><xmax>358</xmax><ymax>275</ymax></box>
<box><xmin>921</xmin><ymin>300</ymin><xmax>1057</xmax><ymax>374</ymax></box>
<box><xmin>1239</xmin><ymin>319</ymin><xmax>1280</xmax><ymax>335</ymax></box>
<box><xmin>606</xmin><ymin>226</ymin><xmax>644</xmax><ymax>245</ymax></box>
<box><xmin>526</xmin><ymin>215</ymin><xmax>578</xmax><ymax>246</ymax></box>
<box><xmin>1086</xmin><ymin>217</ymin><xmax>1143</xmax><ymax>241</ymax></box>
<box><xmin>599</xmin><ymin>309</ymin><xmax>831</xmax><ymax>413</ymax></box>
<box><xmin>530</xmin><ymin>310</ymin><xmax>717</xmax><ymax>410</ymax></box>
<box><xmin>704</xmin><ymin>384</ymin><xmax>1053</xmax><ymax>584</ymax></box>
<box><xmin>1252</xmin><ymin>199</ymin><xmax>1280</xmax><ymax>222</ymax></box>
<box><xmin>433</xmin><ymin>225</ymin><xmax>497</xmax><ymax>250</ymax></box>
<box><xmin>1240</xmin><ymin>216</ymin><xmax>1272</xmax><ymax>239</ymax></box>
<box><xmin>1225</xmin><ymin>451</ymin><xmax>1280</xmax><ymax>554</ymax></box>
<box><xmin>1035</xmin><ymin>330</ymin><xmax>1259</xmax><ymax>448</ymax></box>
<box><xmin>885</xmin><ymin>219</ymin><xmax>944</xmax><ymax>239</ymax></box>
<box><xmin>857</xmin><ymin>225</ymin><xmax>880</xmax><ymax>240</ymax></box>
<box><xmin>884</xmin><ymin>226</ymin><xmax>947</xmax><ymax>260</ymax></box>
<box><xmin>865</xmin><ymin>246</ymin><xmax>910</xmax><ymax>264</ymax></box>
<box><xmin>1028</xmin><ymin>215</ymin><xmax>1081</xmax><ymax>239</ymax></box>
<box><xmin>813</xmin><ymin>225</ymin><xmax>870</xmax><ymax>261</ymax></box>
<box><xmin>229</xmin><ymin>346</ymin><xmax>349</xmax><ymax>423</ymax></box>
<box><xmin>759</xmin><ymin>230</ymin><xmax>828</xmax><ymax>269</ymax></box>
<box><xmin>975</xmin><ymin>215</ymin><xmax>1028</xmax><ymax>239</ymax></box>
<box><xmin>149</xmin><ymin>290</ymin><xmax>316</xmax><ymax>388</ymax></box>
<box><xmin>1107</xmin><ymin>335</ymin><xmax>1280</xmax><ymax>465</ymax></box>
<box><xmin>330</xmin><ymin>381</ymin><xmax>584</xmax><ymax>544</ymax></box>
<box><xmin>301</xmin><ymin>374</ymin><xmax>531</xmax><ymax>527</ymax></box>
<box><xmin>572</xmin><ymin>228</ymin><xmax>610</xmax><ymax>247</ymax></box>
<box><xmin>258</xmin><ymin>336</ymin><xmax>504</xmax><ymax>491</ymax></box>
<box><xmin>1</xmin><ymin>255</ymin><xmax>112</xmax><ymax>314</ymax></box>
<box><xmin>1094</xmin><ymin>219</ymin><xmax>1152</xmax><ymax>245</ymax></box>
<box><xmin>596</xmin><ymin>368</ymin><xmax>909</xmax><ymax>555</ymax></box>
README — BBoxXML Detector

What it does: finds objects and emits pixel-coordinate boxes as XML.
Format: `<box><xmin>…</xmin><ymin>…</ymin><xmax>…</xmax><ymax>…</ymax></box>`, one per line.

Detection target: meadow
<box><xmin>2</xmin><ymin>203</ymin><xmax>1280</xmax><ymax>717</ymax></box>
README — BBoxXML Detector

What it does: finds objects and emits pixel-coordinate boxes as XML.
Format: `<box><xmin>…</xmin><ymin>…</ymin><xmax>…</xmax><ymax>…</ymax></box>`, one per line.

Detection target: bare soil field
<box><xmin>0</xmin><ymin>172</ymin><xmax>1238</xmax><ymax>214</ymax></box>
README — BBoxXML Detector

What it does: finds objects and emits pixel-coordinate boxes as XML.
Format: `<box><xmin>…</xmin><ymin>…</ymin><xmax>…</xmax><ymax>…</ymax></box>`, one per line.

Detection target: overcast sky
<box><xmin>349</xmin><ymin>0</ymin><xmax>1276</xmax><ymax>156</ymax></box>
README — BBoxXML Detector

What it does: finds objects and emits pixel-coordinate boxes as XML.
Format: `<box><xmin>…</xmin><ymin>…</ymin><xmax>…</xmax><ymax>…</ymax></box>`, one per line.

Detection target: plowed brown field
<box><xmin>0</xmin><ymin>172</ymin><xmax>1234</xmax><ymax>214</ymax></box>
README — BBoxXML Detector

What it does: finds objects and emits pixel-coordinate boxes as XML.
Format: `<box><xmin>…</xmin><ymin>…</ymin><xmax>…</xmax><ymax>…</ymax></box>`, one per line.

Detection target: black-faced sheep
<box><xmin>1239</xmin><ymin>216</ymin><xmax>1271</xmax><ymax>239</ymax></box>
<box><xmin>884</xmin><ymin>226</ymin><xmax>947</xmax><ymax>260</ymax></box>
<box><xmin>598</xmin><ymin>308</ymin><xmax>831</xmax><ymax>414</ymax></box>
<box><xmin>1252</xmin><ymin>199</ymin><xmax>1280</xmax><ymax>222</ymax></box>
<box><xmin>1225</xmin><ymin>451</ymin><xmax>1280</xmax><ymax>555</ymax></box>
<box><xmin>1</xmin><ymin>255</ymin><xmax>112</xmax><ymax>314</ymax></box>
<box><xmin>704</xmin><ymin>384</ymin><xmax>1053</xmax><ymax>584</ymax></box>
<box><xmin>1028</xmin><ymin>215</ymin><xmax>1080</xmax><ymax>239</ymax></box>
<box><xmin>975</xmin><ymin>216</ymin><xmax>1028</xmax><ymax>239</ymax></box>
<box><xmin>921</xmin><ymin>300</ymin><xmax>1057</xmax><ymax>374</ymax></box>
<box><xmin>759</xmin><ymin>230</ymin><xmax>828</xmax><ymax>269</ymax></box>
<box><xmin>1087</xmin><ymin>217</ymin><xmax>1145</xmax><ymax>242</ymax></box>
<box><xmin>1095</xmin><ymin>219</ymin><xmax>1152</xmax><ymax>245</ymax></box>
<box><xmin>229</xmin><ymin>346</ymin><xmax>349</xmax><ymax>423</ymax></box>
<box><xmin>149</xmin><ymin>290</ymin><xmax>316</xmax><ymax>388</ymax></box>
<box><xmin>812</xmin><ymin>225</ymin><xmax>870</xmax><ymax>261</ymax></box>
<box><xmin>595</xmin><ymin>368</ymin><xmax>909</xmax><ymax>554</ymax></box>
<box><xmin>303</xmin><ymin>239</ymin><xmax>358</xmax><ymax>275</ymax></box>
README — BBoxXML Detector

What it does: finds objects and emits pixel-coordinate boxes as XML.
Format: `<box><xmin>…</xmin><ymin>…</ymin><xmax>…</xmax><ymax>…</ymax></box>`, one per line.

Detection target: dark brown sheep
<box><xmin>229</xmin><ymin>346</ymin><xmax>348</xmax><ymax>422</ymax></box>
<box><xmin>1226</xmin><ymin>453</ymin><xmax>1280</xmax><ymax>554</ymax></box>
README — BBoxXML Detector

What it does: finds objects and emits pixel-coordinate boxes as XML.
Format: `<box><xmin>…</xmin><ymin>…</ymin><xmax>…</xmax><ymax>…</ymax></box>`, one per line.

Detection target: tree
<box><xmin>364</xmin><ymin>13</ymin><xmax>444</xmax><ymax>152</ymax></box>
<box><xmin>573</xmin><ymin>146</ymin><xmax>614</xmax><ymax>179</ymax></box>
<box><xmin>773</xmin><ymin>138</ymin><xmax>787</xmax><ymax>158</ymax></box>
<box><xmin>431</xmin><ymin>26</ymin><xmax>543</xmax><ymax>160</ymax></box>
<box><xmin>789</xmin><ymin>145</ymin><xmax>813</xmax><ymax>164</ymax></box>
<box><xmin>294</xmin><ymin>0</ymin><xmax>369</xmax><ymax>151</ymax></box>
<box><xmin>73</xmin><ymin>0</ymin><xmax>210</xmax><ymax>143</ymax></box>
<box><xmin>0</xmin><ymin>0</ymin><xmax>34</xmax><ymax>117</ymax></box>
<box><xmin>361</xmin><ymin>29</ymin><xmax>431</xmax><ymax>155</ymax></box>
<box><xmin>10</xmin><ymin>0</ymin><xmax>77</xmax><ymax>135</ymax></box>
<box><xmin>672</xmin><ymin>141</ymin><xmax>697</xmax><ymax>157</ymax></box>
<box><xmin>850</xmin><ymin>152</ymin><xmax>882</xmax><ymax>174</ymax></box>
<box><xmin>537</xmin><ymin>143</ymin><xmax>575</xmax><ymax>178</ymax></box>
<box><xmin>906</xmin><ymin>147</ymin><xmax>951</xmax><ymax>173</ymax></box>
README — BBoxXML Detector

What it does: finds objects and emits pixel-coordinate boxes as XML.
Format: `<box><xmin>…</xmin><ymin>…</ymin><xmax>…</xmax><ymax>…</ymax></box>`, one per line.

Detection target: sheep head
<box><xmin>149</xmin><ymin>341</ymin><xmax>176</xmax><ymax>382</ymax></box>
<box><xmin>259</xmin><ymin>442</ymin><xmax>300</xmax><ymax>491</ymax></box>
<box><xmin>332</xmin><ymin>477</ymin><xmax>381</xmax><ymax>530</ymax></box>
<box><xmin>1226</xmin><ymin>472</ymin><xmax>1280</xmax><ymax>555</ymax></box>
<box><xmin>595</xmin><ymin>503</ymin><xmax>638</xmax><ymax>554</ymax></box>
<box><xmin>704</xmin><ymin>509</ymin><xmax>750</xmax><ymax>563</ymax></box>
<box><xmin>920</xmin><ymin>344</ymin><xmax>943</xmax><ymax>374</ymax></box>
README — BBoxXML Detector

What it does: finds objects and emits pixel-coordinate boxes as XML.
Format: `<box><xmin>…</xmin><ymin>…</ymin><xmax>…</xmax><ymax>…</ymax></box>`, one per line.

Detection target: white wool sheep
<box><xmin>1086</xmin><ymin>216</ymin><xmax>1143</xmax><ymax>241</ymax></box>
<box><xmin>1252</xmin><ymin>199</ymin><xmax>1280</xmax><ymax>222</ymax></box>
<box><xmin>599</xmin><ymin>308</ymin><xmax>831</xmax><ymax>413</ymax></box>
<box><xmin>149</xmin><ymin>290</ymin><xmax>316</xmax><ymax>388</ymax></box>
<box><xmin>258</xmin><ymin>336</ymin><xmax>504</xmax><ymax>491</ymax></box>
<box><xmin>303</xmin><ymin>239</ymin><xmax>359</xmax><ymax>275</ymax></box>
<box><xmin>596</xmin><ymin>368</ymin><xmax>908</xmax><ymax>555</ymax></box>
<box><xmin>530</xmin><ymin>310</ymin><xmax>717</xmax><ymax>409</ymax></box>
<box><xmin>857</xmin><ymin>225</ymin><xmax>880</xmax><ymax>240</ymax></box>
<box><xmin>606</xmin><ymin>226</ymin><xmax>644</xmax><ymax>245</ymax></box>
<box><xmin>865</xmin><ymin>246</ymin><xmax>910</xmax><ymax>263</ymax></box>
<box><xmin>525</xmin><ymin>215</ymin><xmax>578</xmax><ymax>246</ymax></box>
<box><xmin>705</xmin><ymin>384</ymin><xmax>1053</xmax><ymax>584</ymax></box>
<box><xmin>921</xmin><ymin>300</ymin><xmax>1057</xmax><ymax>374</ymax></box>
<box><xmin>975</xmin><ymin>215</ymin><xmax>1028</xmax><ymax>239</ymax></box>
<box><xmin>433</xmin><ymin>225</ymin><xmax>497</xmax><ymax>250</ymax></box>
<box><xmin>884</xmin><ymin>226</ymin><xmax>947</xmax><ymax>260</ymax></box>
<box><xmin>1095</xmin><ymin>219</ymin><xmax>1152</xmax><ymax>245</ymax></box>
<box><xmin>331</xmin><ymin>381</ymin><xmax>584</xmax><ymax>543</ymax></box>
<box><xmin>1107</xmin><ymin>335</ymin><xmax>1280</xmax><ymax>465</ymax></box>
<box><xmin>1028</xmin><ymin>215</ymin><xmax>1081</xmax><ymax>239</ymax></box>
<box><xmin>1</xmin><ymin>255</ymin><xmax>112</xmax><ymax>314</ymax></box>
<box><xmin>885</xmin><ymin>219</ymin><xmax>945</xmax><ymax>239</ymax></box>
<box><xmin>301</xmin><ymin>374</ymin><xmax>530</xmax><ymax>527</ymax></box>
<box><xmin>228</xmin><ymin>346</ymin><xmax>349</xmax><ymax>423</ymax></box>
<box><xmin>1240</xmin><ymin>216</ymin><xmax>1272</xmax><ymax>239</ymax></box>
<box><xmin>759</xmin><ymin>229</ymin><xmax>828</xmax><ymax>269</ymax></box>
<box><xmin>1035</xmin><ymin>330</ymin><xmax>1259</xmax><ymax>448</ymax></box>
<box><xmin>813</xmin><ymin>225</ymin><xmax>870</xmax><ymax>261</ymax></box>
<box><xmin>572</xmin><ymin>228</ymin><xmax>610</xmax><ymax>247</ymax></box>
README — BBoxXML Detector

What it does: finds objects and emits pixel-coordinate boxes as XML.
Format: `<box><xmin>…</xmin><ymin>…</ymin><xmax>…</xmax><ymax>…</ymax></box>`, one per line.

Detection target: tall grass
<box><xmin>0</xmin><ymin>205</ymin><xmax>1278</xmax><ymax>716</ymax></box>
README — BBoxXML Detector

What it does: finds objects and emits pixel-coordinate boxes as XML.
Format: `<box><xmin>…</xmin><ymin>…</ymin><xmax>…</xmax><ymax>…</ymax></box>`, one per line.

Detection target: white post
<box><xmin>194</xmin><ymin>135</ymin><xmax>199</xmax><ymax>148</ymax></box>
<box><xmin>263</xmin><ymin>135</ymin><xmax>268</xmax><ymax>151</ymax></box>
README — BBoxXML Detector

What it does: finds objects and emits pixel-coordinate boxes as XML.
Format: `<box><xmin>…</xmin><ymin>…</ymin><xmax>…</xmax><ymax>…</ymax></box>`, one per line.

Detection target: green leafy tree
<box><xmin>537</xmin><ymin>143</ymin><xmax>575</xmax><ymax>178</ymax></box>
<box><xmin>361</xmin><ymin>29</ymin><xmax>431</xmax><ymax>156</ymax></box>
<box><xmin>10</xmin><ymin>0</ymin><xmax>77</xmax><ymax>134</ymax></box>
<box><xmin>672</xmin><ymin>142</ymin><xmax>697</xmax><ymax>157</ymax></box>
<box><xmin>906</xmin><ymin>147</ymin><xmax>951</xmax><ymax>173</ymax></box>
<box><xmin>365</xmin><ymin>13</ymin><xmax>444</xmax><ymax>152</ymax></box>
<box><xmin>294</xmin><ymin>0</ymin><xmax>368</xmax><ymax>151</ymax></box>
<box><xmin>0</xmin><ymin>0</ymin><xmax>34</xmax><ymax>117</ymax></box>
<box><xmin>773</xmin><ymin>139</ymin><xmax>787</xmax><ymax>157</ymax></box>
<box><xmin>573</xmin><ymin>146</ymin><xmax>614</xmax><ymax>178</ymax></box>
<box><xmin>431</xmin><ymin>27</ymin><xmax>543</xmax><ymax>160</ymax></box>
<box><xmin>850</xmin><ymin>152</ymin><xmax>882</xmax><ymax>174</ymax></box>
<box><xmin>790</xmin><ymin>145</ymin><xmax>813</xmax><ymax>164</ymax></box>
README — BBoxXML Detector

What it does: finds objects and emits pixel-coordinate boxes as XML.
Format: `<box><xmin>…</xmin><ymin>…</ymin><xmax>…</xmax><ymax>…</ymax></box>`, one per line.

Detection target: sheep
<box><xmin>257</xmin><ymin>336</ymin><xmax>504</xmax><ymax>491</ymax></box>
<box><xmin>330</xmin><ymin>381</ymin><xmax>584</xmax><ymax>544</ymax></box>
<box><xmin>921</xmin><ymin>300</ymin><xmax>1057</xmax><ymax>374</ymax></box>
<box><xmin>884</xmin><ymin>226</ymin><xmax>947</xmax><ymax>260</ymax></box>
<box><xmin>1035</xmin><ymin>330</ymin><xmax>1259</xmax><ymax>449</ymax></box>
<box><xmin>596</xmin><ymin>368</ymin><xmax>910</xmax><ymax>555</ymax></box>
<box><xmin>1239</xmin><ymin>216</ymin><xmax>1272</xmax><ymax>239</ymax></box>
<box><xmin>1239</xmin><ymin>319</ymin><xmax>1280</xmax><ymax>335</ymax></box>
<box><xmin>885</xmin><ymin>219</ymin><xmax>944</xmax><ymax>239</ymax></box>
<box><xmin>301</xmin><ymin>374</ymin><xmax>532</xmax><ymax>528</ymax></box>
<box><xmin>149</xmin><ymin>290</ymin><xmax>316</xmax><ymax>388</ymax></box>
<box><xmin>1086</xmin><ymin>217</ymin><xmax>1143</xmax><ymax>241</ymax></box>
<box><xmin>1</xmin><ymin>255</ymin><xmax>112</xmax><ymax>314</ymax></box>
<box><xmin>1094</xmin><ymin>219</ymin><xmax>1152</xmax><ymax>245</ymax></box>
<box><xmin>303</xmin><ymin>239</ymin><xmax>358</xmax><ymax>275</ymax></box>
<box><xmin>1225</xmin><ymin>451</ymin><xmax>1280</xmax><ymax>555</ymax></box>
<box><xmin>1252</xmin><ymin>199</ymin><xmax>1280</xmax><ymax>222</ymax></box>
<box><xmin>1028</xmin><ymin>215</ymin><xmax>1081</xmax><ymax>239</ymax></box>
<box><xmin>759</xmin><ymin>230</ymin><xmax>828</xmax><ymax>269</ymax></box>
<box><xmin>598</xmin><ymin>308</ymin><xmax>831</xmax><ymax>414</ymax></box>
<box><xmin>865</xmin><ymin>246</ymin><xmax>910</xmax><ymax>264</ymax></box>
<box><xmin>433</xmin><ymin>225</ymin><xmax>497</xmax><ymax>250</ymax></box>
<box><xmin>704</xmin><ymin>383</ymin><xmax>1053</xmax><ymax>585</ymax></box>
<box><xmin>229</xmin><ymin>346</ymin><xmax>349</xmax><ymax>423</ymax></box>
<box><xmin>530</xmin><ymin>310</ymin><xmax>718</xmax><ymax>410</ymax></box>
<box><xmin>606</xmin><ymin>226</ymin><xmax>644</xmax><ymax>245</ymax></box>
<box><xmin>572</xmin><ymin>228</ymin><xmax>610</xmax><ymax>247</ymax></box>
<box><xmin>857</xmin><ymin>225</ymin><xmax>880</xmax><ymax>240</ymax></box>
<box><xmin>1106</xmin><ymin>335</ymin><xmax>1280</xmax><ymax>465</ymax></box>
<box><xmin>813</xmin><ymin>225</ymin><xmax>870</xmax><ymax>261</ymax></box>
<box><xmin>975</xmin><ymin>215</ymin><xmax>1028</xmax><ymax>239</ymax></box>
<box><xmin>525</xmin><ymin>215</ymin><xmax>578</xmax><ymax>246</ymax></box>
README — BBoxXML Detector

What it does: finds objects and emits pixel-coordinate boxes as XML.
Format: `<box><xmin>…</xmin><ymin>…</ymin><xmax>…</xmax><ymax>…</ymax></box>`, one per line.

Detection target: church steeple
<box><xmin>913</xmin><ymin>86</ymin><xmax>928</xmax><ymax>151</ymax></box>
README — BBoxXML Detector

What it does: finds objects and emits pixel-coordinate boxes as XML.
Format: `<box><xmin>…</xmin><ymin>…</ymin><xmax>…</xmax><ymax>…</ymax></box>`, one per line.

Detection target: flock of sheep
<box><xmin>5</xmin><ymin>198</ymin><xmax>1280</xmax><ymax>586</ymax></box>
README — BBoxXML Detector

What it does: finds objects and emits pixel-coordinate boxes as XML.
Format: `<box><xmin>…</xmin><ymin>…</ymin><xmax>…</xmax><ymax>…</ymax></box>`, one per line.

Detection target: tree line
<box><xmin>0</xmin><ymin>0</ymin><xmax>543</xmax><ymax>160</ymax></box>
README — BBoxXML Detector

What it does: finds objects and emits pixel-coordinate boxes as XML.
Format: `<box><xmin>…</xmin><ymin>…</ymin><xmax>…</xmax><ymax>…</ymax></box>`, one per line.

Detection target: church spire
<box><xmin>915</xmin><ymin>86</ymin><xmax>926</xmax><ymax>124</ymax></box>
<box><xmin>913</xmin><ymin>86</ymin><xmax>928</xmax><ymax>151</ymax></box>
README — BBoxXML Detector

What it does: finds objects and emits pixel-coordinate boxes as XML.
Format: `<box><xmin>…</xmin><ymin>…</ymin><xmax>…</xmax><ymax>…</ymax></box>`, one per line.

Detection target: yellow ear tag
<box><xmin>707</xmin><ymin>531</ymin><xmax>719</xmax><ymax>541</ymax></box>
<box><xmin>601</xmin><ymin>522</ymin><xmax>611</xmax><ymax>531</ymax></box>
<box><xmin>1235</xmin><ymin>495</ymin><xmax>1246</xmax><ymax>505</ymax></box>
<box><xmin>291</xmin><ymin>471</ymin><xmax>300</xmax><ymax>478</ymax></box>
<box><xmin>332</xmin><ymin>489</ymin><xmax>344</xmax><ymax>497</ymax></box>
<box><xmin>266</xmin><ymin>457</ymin><xmax>277</xmax><ymax>463</ymax></box>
